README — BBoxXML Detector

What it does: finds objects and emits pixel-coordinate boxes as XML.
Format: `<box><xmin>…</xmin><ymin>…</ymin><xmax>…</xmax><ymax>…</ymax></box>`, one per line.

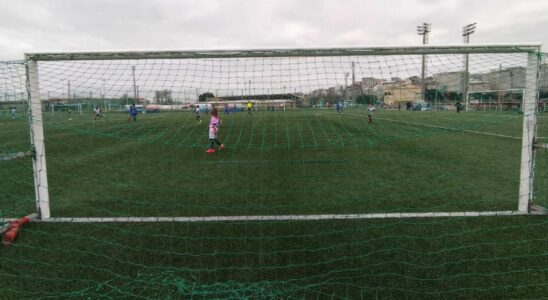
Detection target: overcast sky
<box><xmin>0</xmin><ymin>0</ymin><xmax>547</xmax><ymax>60</ymax></box>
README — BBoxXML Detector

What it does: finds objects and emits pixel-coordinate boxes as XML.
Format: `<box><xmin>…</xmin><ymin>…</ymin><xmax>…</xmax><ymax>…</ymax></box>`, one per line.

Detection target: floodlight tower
<box><xmin>344</xmin><ymin>72</ymin><xmax>349</xmax><ymax>104</ymax></box>
<box><xmin>462</xmin><ymin>22</ymin><xmax>476</xmax><ymax>111</ymax></box>
<box><xmin>417</xmin><ymin>23</ymin><xmax>431</xmax><ymax>103</ymax></box>
<box><xmin>132</xmin><ymin>66</ymin><xmax>137</xmax><ymax>104</ymax></box>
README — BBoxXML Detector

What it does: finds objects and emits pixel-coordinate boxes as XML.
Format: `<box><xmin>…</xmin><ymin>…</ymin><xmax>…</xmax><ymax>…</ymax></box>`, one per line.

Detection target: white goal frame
<box><xmin>467</xmin><ymin>88</ymin><xmax>525</xmax><ymax>111</ymax></box>
<box><xmin>20</xmin><ymin>44</ymin><xmax>544</xmax><ymax>222</ymax></box>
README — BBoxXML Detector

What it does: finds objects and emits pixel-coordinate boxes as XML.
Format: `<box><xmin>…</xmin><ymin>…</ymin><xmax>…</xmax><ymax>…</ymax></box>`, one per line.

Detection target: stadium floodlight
<box><xmin>417</xmin><ymin>23</ymin><xmax>431</xmax><ymax>102</ymax></box>
<box><xmin>462</xmin><ymin>22</ymin><xmax>477</xmax><ymax>111</ymax></box>
<box><xmin>416</xmin><ymin>23</ymin><xmax>431</xmax><ymax>41</ymax></box>
<box><xmin>462</xmin><ymin>22</ymin><xmax>477</xmax><ymax>43</ymax></box>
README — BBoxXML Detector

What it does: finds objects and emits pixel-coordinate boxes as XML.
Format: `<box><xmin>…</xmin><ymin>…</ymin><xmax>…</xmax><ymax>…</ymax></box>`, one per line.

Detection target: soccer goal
<box><xmin>467</xmin><ymin>88</ymin><xmax>525</xmax><ymax>112</ymax></box>
<box><xmin>49</xmin><ymin>103</ymin><xmax>83</xmax><ymax>114</ymax></box>
<box><xmin>1</xmin><ymin>44</ymin><xmax>546</xmax><ymax>226</ymax></box>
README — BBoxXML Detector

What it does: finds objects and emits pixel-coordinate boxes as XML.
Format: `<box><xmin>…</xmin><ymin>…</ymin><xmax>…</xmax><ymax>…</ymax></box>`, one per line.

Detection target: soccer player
<box><xmin>455</xmin><ymin>101</ymin><xmax>464</xmax><ymax>113</ymax></box>
<box><xmin>93</xmin><ymin>107</ymin><xmax>101</xmax><ymax>121</ymax></box>
<box><xmin>10</xmin><ymin>107</ymin><xmax>16</xmax><ymax>118</ymax></box>
<box><xmin>367</xmin><ymin>103</ymin><xmax>376</xmax><ymax>123</ymax></box>
<box><xmin>206</xmin><ymin>107</ymin><xmax>225</xmax><ymax>153</ymax></box>
<box><xmin>195</xmin><ymin>106</ymin><xmax>202</xmax><ymax>124</ymax></box>
<box><xmin>247</xmin><ymin>101</ymin><xmax>253</xmax><ymax>115</ymax></box>
<box><xmin>336</xmin><ymin>102</ymin><xmax>342</xmax><ymax>113</ymax></box>
<box><xmin>128</xmin><ymin>104</ymin><xmax>138</xmax><ymax>121</ymax></box>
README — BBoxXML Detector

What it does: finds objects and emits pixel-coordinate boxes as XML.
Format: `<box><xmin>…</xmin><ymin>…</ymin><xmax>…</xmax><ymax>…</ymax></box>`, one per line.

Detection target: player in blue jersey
<box><xmin>128</xmin><ymin>104</ymin><xmax>138</xmax><ymax>121</ymax></box>
<box><xmin>336</xmin><ymin>102</ymin><xmax>342</xmax><ymax>113</ymax></box>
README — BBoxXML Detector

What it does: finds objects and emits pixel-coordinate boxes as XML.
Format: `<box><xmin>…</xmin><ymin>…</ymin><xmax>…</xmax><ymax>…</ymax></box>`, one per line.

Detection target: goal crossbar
<box><xmin>25</xmin><ymin>44</ymin><xmax>541</xmax><ymax>61</ymax></box>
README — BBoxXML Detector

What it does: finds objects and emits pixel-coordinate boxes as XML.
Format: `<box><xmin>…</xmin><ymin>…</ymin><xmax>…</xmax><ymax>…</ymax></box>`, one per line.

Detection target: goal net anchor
<box><xmin>1</xmin><ymin>213</ymin><xmax>37</xmax><ymax>246</ymax></box>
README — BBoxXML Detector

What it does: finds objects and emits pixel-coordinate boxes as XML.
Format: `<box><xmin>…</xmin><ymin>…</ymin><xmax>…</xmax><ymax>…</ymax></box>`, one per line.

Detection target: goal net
<box><xmin>1</xmin><ymin>45</ymin><xmax>547</xmax><ymax>298</ymax></box>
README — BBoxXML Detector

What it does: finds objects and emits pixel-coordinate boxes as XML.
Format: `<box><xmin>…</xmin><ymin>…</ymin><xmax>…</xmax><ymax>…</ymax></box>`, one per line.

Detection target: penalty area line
<box><xmin>375</xmin><ymin>117</ymin><xmax>522</xmax><ymax>140</ymax></box>
<box><xmin>0</xmin><ymin>211</ymin><xmax>526</xmax><ymax>223</ymax></box>
<box><xmin>337</xmin><ymin>113</ymin><xmax>522</xmax><ymax>140</ymax></box>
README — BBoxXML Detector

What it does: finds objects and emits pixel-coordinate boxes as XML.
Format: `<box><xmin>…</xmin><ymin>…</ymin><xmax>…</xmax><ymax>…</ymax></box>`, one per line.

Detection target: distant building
<box><xmin>432</xmin><ymin>72</ymin><xmax>464</xmax><ymax>93</ymax></box>
<box><xmin>382</xmin><ymin>79</ymin><xmax>421</xmax><ymax>106</ymax></box>
<box><xmin>361</xmin><ymin>77</ymin><xmax>384</xmax><ymax>89</ymax></box>
<box><xmin>360</xmin><ymin>77</ymin><xmax>386</xmax><ymax>99</ymax></box>
<box><xmin>468</xmin><ymin>76</ymin><xmax>491</xmax><ymax>92</ymax></box>
<box><xmin>476</xmin><ymin>66</ymin><xmax>526</xmax><ymax>91</ymax></box>
<box><xmin>344</xmin><ymin>82</ymin><xmax>362</xmax><ymax>102</ymax></box>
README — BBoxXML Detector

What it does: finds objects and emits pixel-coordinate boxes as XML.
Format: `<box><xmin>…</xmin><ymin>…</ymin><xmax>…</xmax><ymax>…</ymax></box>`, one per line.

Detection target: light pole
<box><xmin>248</xmin><ymin>80</ymin><xmax>251</xmax><ymax>98</ymax></box>
<box><xmin>417</xmin><ymin>23</ymin><xmax>431</xmax><ymax>103</ymax></box>
<box><xmin>463</xmin><ymin>22</ymin><xmax>476</xmax><ymax>111</ymax></box>
<box><xmin>132</xmin><ymin>65</ymin><xmax>137</xmax><ymax>104</ymax></box>
<box><xmin>344</xmin><ymin>72</ymin><xmax>349</xmax><ymax>106</ymax></box>
<box><xmin>102</xmin><ymin>79</ymin><xmax>106</xmax><ymax>111</ymax></box>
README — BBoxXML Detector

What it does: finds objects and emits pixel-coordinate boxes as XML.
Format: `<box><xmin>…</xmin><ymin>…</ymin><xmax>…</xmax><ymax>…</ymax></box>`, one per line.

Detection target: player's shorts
<box><xmin>209</xmin><ymin>127</ymin><xmax>217</xmax><ymax>139</ymax></box>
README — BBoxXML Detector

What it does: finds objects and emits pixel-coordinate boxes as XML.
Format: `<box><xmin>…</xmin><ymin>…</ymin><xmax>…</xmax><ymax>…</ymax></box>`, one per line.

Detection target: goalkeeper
<box><xmin>247</xmin><ymin>101</ymin><xmax>253</xmax><ymax>115</ymax></box>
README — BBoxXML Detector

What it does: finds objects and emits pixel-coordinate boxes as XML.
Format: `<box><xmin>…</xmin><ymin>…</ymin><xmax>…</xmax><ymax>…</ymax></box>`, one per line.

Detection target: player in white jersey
<box><xmin>367</xmin><ymin>104</ymin><xmax>376</xmax><ymax>123</ymax></box>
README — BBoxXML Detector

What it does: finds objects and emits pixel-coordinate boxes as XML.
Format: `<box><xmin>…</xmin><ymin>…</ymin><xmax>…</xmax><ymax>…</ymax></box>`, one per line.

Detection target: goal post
<box><xmin>518</xmin><ymin>51</ymin><xmax>542</xmax><ymax>212</ymax></box>
<box><xmin>18</xmin><ymin>44</ymin><xmax>544</xmax><ymax>222</ymax></box>
<box><xmin>26</xmin><ymin>59</ymin><xmax>50</xmax><ymax>219</ymax></box>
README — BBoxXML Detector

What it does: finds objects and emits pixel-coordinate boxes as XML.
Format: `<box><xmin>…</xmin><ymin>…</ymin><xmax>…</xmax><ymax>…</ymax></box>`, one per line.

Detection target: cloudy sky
<box><xmin>0</xmin><ymin>0</ymin><xmax>547</xmax><ymax>60</ymax></box>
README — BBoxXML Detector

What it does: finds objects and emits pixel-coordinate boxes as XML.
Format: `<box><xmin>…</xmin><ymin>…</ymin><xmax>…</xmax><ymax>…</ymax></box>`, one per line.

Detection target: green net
<box><xmin>0</xmin><ymin>61</ymin><xmax>34</xmax><ymax>218</ymax></box>
<box><xmin>536</xmin><ymin>61</ymin><xmax>548</xmax><ymax>210</ymax></box>
<box><xmin>1</xmin><ymin>47</ymin><xmax>547</xmax><ymax>298</ymax></box>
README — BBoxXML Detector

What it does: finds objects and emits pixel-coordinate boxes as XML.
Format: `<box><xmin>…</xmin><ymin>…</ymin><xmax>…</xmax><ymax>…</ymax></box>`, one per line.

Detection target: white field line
<box><xmin>338</xmin><ymin>113</ymin><xmax>522</xmax><ymax>140</ymax></box>
<box><xmin>374</xmin><ymin>116</ymin><xmax>522</xmax><ymax>140</ymax></box>
<box><xmin>0</xmin><ymin>223</ymin><xmax>9</xmax><ymax>234</ymax></box>
<box><xmin>0</xmin><ymin>211</ymin><xmax>527</xmax><ymax>223</ymax></box>
<box><xmin>344</xmin><ymin>110</ymin><xmax>548</xmax><ymax>139</ymax></box>
<box><xmin>0</xmin><ymin>151</ymin><xmax>32</xmax><ymax>162</ymax></box>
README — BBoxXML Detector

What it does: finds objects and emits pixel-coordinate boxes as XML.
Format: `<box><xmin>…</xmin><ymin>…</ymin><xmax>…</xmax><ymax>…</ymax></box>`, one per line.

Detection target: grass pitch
<box><xmin>10</xmin><ymin>109</ymin><xmax>530</xmax><ymax>217</ymax></box>
<box><xmin>1</xmin><ymin>108</ymin><xmax>547</xmax><ymax>298</ymax></box>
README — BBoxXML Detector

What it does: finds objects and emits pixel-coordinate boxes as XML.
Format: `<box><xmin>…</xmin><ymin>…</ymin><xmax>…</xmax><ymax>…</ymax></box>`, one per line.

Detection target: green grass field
<box><xmin>1</xmin><ymin>108</ymin><xmax>532</xmax><ymax>217</ymax></box>
<box><xmin>1</xmin><ymin>108</ymin><xmax>548</xmax><ymax>298</ymax></box>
